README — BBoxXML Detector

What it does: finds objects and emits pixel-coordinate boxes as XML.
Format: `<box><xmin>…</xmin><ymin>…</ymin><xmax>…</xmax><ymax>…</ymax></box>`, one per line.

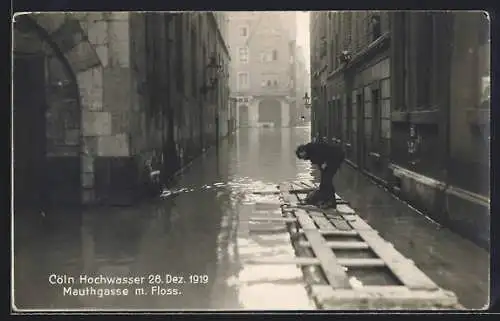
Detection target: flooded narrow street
<box><xmin>13</xmin><ymin>127</ymin><xmax>489</xmax><ymax>310</ymax></box>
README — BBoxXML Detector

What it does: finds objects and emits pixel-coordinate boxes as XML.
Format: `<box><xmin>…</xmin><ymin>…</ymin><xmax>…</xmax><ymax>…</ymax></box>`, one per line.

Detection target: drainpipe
<box><xmin>442</xmin><ymin>13</ymin><xmax>454</xmax><ymax>222</ymax></box>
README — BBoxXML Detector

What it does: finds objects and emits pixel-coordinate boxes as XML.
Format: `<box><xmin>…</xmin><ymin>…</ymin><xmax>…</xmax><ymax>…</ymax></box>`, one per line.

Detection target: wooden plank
<box><xmin>337</xmin><ymin>204</ymin><xmax>356</xmax><ymax>214</ymax></box>
<box><xmin>287</xmin><ymin>204</ymin><xmax>325</xmax><ymax>212</ymax></box>
<box><xmin>252</xmin><ymin>191</ymin><xmax>280</xmax><ymax>195</ymax></box>
<box><xmin>329</xmin><ymin>217</ymin><xmax>354</xmax><ymax>231</ymax></box>
<box><xmin>342</xmin><ymin>215</ymin><xmax>374</xmax><ymax>231</ymax></box>
<box><xmin>290</xmin><ymin>182</ymin><xmax>308</xmax><ymax>191</ymax></box>
<box><xmin>243</xmin><ymin>257</ymin><xmax>320</xmax><ymax>265</ymax></box>
<box><xmin>254</xmin><ymin>202</ymin><xmax>282</xmax><ymax>211</ymax></box>
<box><xmin>289</xmin><ymin>188</ymin><xmax>316</xmax><ymax>194</ymax></box>
<box><xmin>295</xmin><ymin>210</ymin><xmax>351</xmax><ymax>288</ymax></box>
<box><xmin>299</xmin><ymin>181</ymin><xmax>315</xmax><ymax>188</ymax></box>
<box><xmin>310</xmin><ymin>285</ymin><xmax>461</xmax><ymax>310</ymax></box>
<box><xmin>281</xmin><ymin>193</ymin><xmax>298</xmax><ymax>205</ymax></box>
<box><xmin>337</xmin><ymin>258</ymin><xmax>386</xmax><ymax>267</ymax></box>
<box><xmin>249</xmin><ymin>226</ymin><xmax>289</xmax><ymax>234</ymax></box>
<box><xmin>356</xmin><ymin>230</ymin><xmax>438</xmax><ymax>290</ymax></box>
<box><xmin>311</xmin><ymin>214</ymin><xmax>337</xmax><ymax>230</ymax></box>
<box><xmin>250</xmin><ymin>217</ymin><xmax>297</xmax><ymax>223</ymax></box>
<box><xmin>298</xmin><ymin>229</ymin><xmax>358</xmax><ymax>236</ymax></box>
<box><xmin>299</xmin><ymin>241</ymin><xmax>370</xmax><ymax>250</ymax></box>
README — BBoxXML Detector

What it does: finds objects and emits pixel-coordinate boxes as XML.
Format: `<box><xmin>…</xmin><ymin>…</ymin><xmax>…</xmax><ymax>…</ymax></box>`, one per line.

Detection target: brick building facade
<box><xmin>228</xmin><ymin>12</ymin><xmax>305</xmax><ymax>128</ymax></box>
<box><xmin>13</xmin><ymin>12</ymin><xmax>230</xmax><ymax>207</ymax></box>
<box><xmin>310</xmin><ymin>11</ymin><xmax>490</xmax><ymax>246</ymax></box>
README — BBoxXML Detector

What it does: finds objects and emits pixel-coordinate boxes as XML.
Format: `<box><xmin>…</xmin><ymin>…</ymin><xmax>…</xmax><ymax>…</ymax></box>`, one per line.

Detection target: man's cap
<box><xmin>295</xmin><ymin>144</ymin><xmax>308</xmax><ymax>158</ymax></box>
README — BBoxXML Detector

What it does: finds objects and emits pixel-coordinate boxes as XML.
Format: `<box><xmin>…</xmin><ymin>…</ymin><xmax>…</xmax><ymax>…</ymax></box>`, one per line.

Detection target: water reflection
<box><xmin>13</xmin><ymin>127</ymin><xmax>488</xmax><ymax>310</ymax></box>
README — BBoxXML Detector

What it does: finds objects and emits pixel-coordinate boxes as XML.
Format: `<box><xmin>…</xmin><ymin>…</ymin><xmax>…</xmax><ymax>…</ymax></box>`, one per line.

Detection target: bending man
<box><xmin>295</xmin><ymin>140</ymin><xmax>345</xmax><ymax>209</ymax></box>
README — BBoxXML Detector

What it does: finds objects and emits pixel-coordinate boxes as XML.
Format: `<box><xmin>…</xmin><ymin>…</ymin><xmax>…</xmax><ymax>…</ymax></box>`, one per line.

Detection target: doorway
<box><xmin>258</xmin><ymin>99</ymin><xmax>282</xmax><ymax>127</ymax></box>
<box><xmin>13</xmin><ymin>54</ymin><xmax>47</xmax><ymax>210</ymax></box>
<box><xmin>356</xmin><ymin>93</ymin><xmax>365</xmax><ymax>169</ymax></box>
<box><xmin>239</xmin><ymin>104</ymin><xmax>249</xmax><ymax>127</ymax></box>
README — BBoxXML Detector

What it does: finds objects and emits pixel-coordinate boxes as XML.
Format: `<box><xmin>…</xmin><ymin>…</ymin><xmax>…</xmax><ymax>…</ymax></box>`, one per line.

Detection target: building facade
<box><xmin>310</xmin><ymin>11</ymin><xmax>490</xmax><ymax>246</ymax></box>
<box><xmin>294</xmin><ymin>45</ymin><xmax>311</xmax><ymax>122</ymax></box>
<box><xmin>228</xmin><ymin>11</ymin><xmax>300</xmax><ymax>128</ymax></box>
<box><xmin>13</xmin><ymin>12</ymin><xmax>231</xmax><ymax>208</ymax></box>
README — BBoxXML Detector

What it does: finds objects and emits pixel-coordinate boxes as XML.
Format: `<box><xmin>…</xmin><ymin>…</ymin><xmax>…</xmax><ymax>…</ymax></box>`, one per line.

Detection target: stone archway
<box><xmin>13</xmin><ymin>14</ymin><xmax>101</xmax><ymax>207</ymax></box>
<box><xmin>258</xmin><ymin>98</ymin><xmax>282</xmax><ymax>127</ymax></box>
<box><xmin>239</xmin><ymin>104</ymin><xmax>249</xmax><ymax>128</ymax></box>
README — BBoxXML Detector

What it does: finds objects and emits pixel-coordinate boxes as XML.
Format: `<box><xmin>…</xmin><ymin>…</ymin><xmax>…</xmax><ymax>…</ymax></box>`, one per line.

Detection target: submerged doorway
<box><xmin>13</xmin><ymin>54</ymin><xmax>47</xmax><ymax>210</ymax></box>
<box><xmin>14</xmin><ymin>16</ymin><xmax>84</xmax><ymax>208</ymax></box>
<box><xmin>258</xmin><ymin>99</ymin><xmax>281</xmax><ymax>127</ymax></box>
<box><xmin>239</xmin><ymin>104</ymin><xmax>249</xmax><ymax>128</ymax></box>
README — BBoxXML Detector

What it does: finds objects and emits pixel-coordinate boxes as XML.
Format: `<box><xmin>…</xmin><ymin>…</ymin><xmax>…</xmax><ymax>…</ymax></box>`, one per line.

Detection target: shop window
<box><xmin>371</xmin><ymin>89</ymin><xmax>381</xmax><ymax>150</ymax></box>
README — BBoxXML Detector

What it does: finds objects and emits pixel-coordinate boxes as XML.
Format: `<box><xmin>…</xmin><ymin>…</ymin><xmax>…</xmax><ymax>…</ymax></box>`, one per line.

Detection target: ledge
<box><xmin>391</xmin><ymin>111</ymin><xmax>409</xmax><ymax>123</ymax></box>
<box><xmin>388</xmin><ymin>163</ymin><xmax>490</xmax><ymax>208</ymax></box>
<box><xmin>391</xmin><ymin>110</ymin><xmax>440</xmax><ymax>124</ymax></box>
<box><xmin>388</xmin><ymin>164</ymin><xmax>446</xmax><ymax>190</ymax></box>
<box><xmin>326</xmin><ymin>32</ymin><xmax>391</xmax><ymax>80</ymax></box>
<box><xmin>409</xmin><ymin>109</ymin><xmax>440</xmax><ymax>124</ymax></box>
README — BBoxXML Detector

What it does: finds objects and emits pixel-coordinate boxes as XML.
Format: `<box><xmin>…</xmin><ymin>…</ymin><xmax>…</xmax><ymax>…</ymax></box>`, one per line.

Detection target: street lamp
<box><xmin>201</xmin><ymin>56</ymin><xmax>223</xmax><ymax>95</ymax></box>
<box><xmin>303</xmin><ymin>92</ymin><xmax>312</xmax><ymax>109</ymax></box>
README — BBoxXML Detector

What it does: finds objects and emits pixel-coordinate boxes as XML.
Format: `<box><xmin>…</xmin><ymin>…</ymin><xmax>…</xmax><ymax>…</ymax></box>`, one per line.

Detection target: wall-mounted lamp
<box><xmin>200</xmin><ymin>55</ymin><xmax>225</xmax><ymax>95</ymax></box>
<box><xmin>339</xmin><ymin>50</ymin><xmax>352</xmax><ymax>65</ymax></box>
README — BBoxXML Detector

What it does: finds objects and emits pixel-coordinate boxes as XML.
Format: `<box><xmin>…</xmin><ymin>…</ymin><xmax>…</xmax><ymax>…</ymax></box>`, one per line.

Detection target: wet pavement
<box><xmin>13</xmin><ymin>127</ymin><xmax>489</xmax><ymax>311</ymax></box>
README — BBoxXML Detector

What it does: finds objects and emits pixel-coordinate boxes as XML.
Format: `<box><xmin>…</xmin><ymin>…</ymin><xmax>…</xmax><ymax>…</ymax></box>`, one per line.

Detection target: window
<box><xmin>371</xmin><ymin>89</ymin><xmax>381</xmax><ymax>149</ymax></box>
<box><xmin>415</xmin><ymin>13</ymin><xmax>433</xmax><ymax>109</ymax></box>
<box><xmin>346</xmin><ymin>96</ymin><xmax>352</xmax><ymax>141</ymax></box>
<box><xmin>260</xmin><ymin>51</ymin><xmax>274</xmax><ymax>63</ymax></box>
<box><xmin>371</xmin><ymin>14</ymin><xmax>381</xmax><ymax>41</ymax></box>
<box><xmin>239</xmin><ymin>47</ymin><xmax>249</xmax><ymax>64</ymax></box>
<box><xmin>240</xmin><ymin>26</ymin><xmax>248</xmax><ymax>37</ymax></box>
<box><xmin>191</xmin><ymin>29</ymin><xmax>197</xmax><ymax>97</ymax></box>
<box><xmin>175</xmin><ymin>14</ymin><xmax>184</xmax><ymax>93</ymax></box>
<box><xmin>272</xmin><ymin>50</ymin><xmax>278</xmax><ymax>61</ymax></box>
<box><xmin>478</xmin><ymin>13</ymin><xmax>490</xmax><ymax>108</ymax></box>
<box><xmin>237</xmin><ymin>72</ymin><xmax>249</xmax><ymax>90</ymax></box>
<box><xmin>261</xmin><ymin>74</ymin><xmax>279</xmax><ymax>88</ymax></box>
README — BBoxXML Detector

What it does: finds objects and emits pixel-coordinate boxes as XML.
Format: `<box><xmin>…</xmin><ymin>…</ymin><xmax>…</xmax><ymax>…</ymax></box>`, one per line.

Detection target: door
<box><xmin>239</xmin><ymin>105</ymin><xmax>249</xmax><ymax>127</ymax></box>
<box><xmin>13</xmin><ymin>54</ymin><xmax>47</xmax><ymax>209</ymax></box>
<box><xmin>356</xmin><ymin>93</ymin><xmax>365</xmax><ymax>169</ymax></box>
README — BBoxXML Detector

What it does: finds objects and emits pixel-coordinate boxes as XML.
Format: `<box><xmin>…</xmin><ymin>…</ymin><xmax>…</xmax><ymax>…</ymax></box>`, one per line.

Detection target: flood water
<box><xmin>13</xmin><ymin>127</ymin><xmax>489</xmax><ymax>311</ymax></box>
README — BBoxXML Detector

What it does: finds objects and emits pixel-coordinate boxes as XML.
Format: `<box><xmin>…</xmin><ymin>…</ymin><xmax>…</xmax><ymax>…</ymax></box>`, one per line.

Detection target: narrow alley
<box><xmin>12</xmin><ymin>11</ymin><xmax>490</xmax><ymax>312</ymax></box>
<box><xmin>14</xmin><ymin>127</ymin><xmax>489</xmax><ymax>310</ymax></box>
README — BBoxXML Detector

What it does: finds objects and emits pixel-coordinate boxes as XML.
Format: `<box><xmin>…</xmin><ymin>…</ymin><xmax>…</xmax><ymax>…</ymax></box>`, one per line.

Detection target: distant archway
<box><xmin>239</xmin><ymin>104</ymin><xmax>249</xmax><ymax>128</ymax></box>
<box><xmin>258</xmin><ymin>99</ymin><xmax>281</xmax><ymax>127</ymax></box>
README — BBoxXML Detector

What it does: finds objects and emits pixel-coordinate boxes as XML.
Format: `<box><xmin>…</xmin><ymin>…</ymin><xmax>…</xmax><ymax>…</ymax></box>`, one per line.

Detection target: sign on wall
<box><xmin>236</xmin><ymin>96</ymin><xmax>253</xmax><ymax>103</ymax></box>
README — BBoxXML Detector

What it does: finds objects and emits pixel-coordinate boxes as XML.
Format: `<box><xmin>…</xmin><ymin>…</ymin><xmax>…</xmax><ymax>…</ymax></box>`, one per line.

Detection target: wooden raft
<box><xmin>249</xmin><ymin>181</ymin><xmax>462</xmax><ymax>310</ymax></box>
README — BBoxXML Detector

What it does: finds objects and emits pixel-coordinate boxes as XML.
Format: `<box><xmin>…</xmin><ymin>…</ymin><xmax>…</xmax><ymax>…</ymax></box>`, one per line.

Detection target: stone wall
<box><xmin>16</xmin><ymin>12</ymin><xmax>231</xmax><ymax>206</ymax></box>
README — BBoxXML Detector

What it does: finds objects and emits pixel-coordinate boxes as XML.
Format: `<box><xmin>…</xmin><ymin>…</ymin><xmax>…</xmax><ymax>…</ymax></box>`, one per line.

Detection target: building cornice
<box><xmin>208</xmin><ymin>12</ymin><xmax>231</xmax><ymax>59</ymax></box>
<box><xmin>326</xmin><ymin>31</ymin><xmax>391</xmax><ymax>80</ymax></box>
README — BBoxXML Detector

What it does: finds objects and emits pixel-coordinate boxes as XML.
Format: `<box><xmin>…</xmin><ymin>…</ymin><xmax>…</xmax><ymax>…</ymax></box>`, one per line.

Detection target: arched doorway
<box><xmin>258</xmin><ymin>99</ymin><xmax>281</xmax><ymax>127</ymax></box>
<box><xmin>13</xmin><ymin>16</ymin><xmax>82</xmax><ymax>209</ymax></box>
<box><xmin>239</xmin><ymin>104</ymin><xmax>249</xmax><ymax>128</ymax></box>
